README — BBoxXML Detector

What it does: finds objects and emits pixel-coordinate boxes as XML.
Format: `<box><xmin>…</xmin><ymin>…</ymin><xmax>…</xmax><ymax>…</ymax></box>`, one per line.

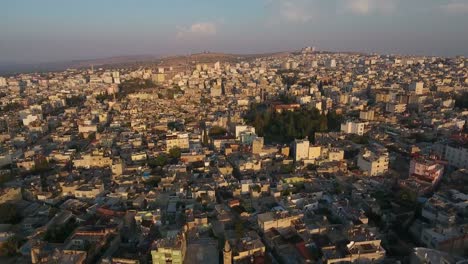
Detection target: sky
<box><xmin>1</xmin><ymin>0</ymin><xmax>468</xmax><ymax>64</ymax></box>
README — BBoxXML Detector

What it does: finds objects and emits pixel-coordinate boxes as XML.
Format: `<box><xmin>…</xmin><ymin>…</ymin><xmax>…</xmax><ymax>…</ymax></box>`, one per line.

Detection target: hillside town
<box><xmin>0</xmin><ymin>50</ymin><xmax>467</xmax><ymax>264</ymax></box>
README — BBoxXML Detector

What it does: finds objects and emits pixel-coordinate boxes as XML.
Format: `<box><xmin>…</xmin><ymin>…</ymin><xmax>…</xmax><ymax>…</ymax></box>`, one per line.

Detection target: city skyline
<box><xmin>1</xmin><ymin>4</ymin><xmax>468</xmax><ymax>262</ymax></box>
<box><xmin>2</xmin><ymin>0</ymin><xmax>468</xmax><ymax>64</ymax></box>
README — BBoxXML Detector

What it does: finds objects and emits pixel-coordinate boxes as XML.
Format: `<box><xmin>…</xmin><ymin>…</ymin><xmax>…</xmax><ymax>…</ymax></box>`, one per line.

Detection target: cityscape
<box><xmin>1</xmin><ymin>1</ymin><xmax>468</xmax><ymax>264</ymax></box>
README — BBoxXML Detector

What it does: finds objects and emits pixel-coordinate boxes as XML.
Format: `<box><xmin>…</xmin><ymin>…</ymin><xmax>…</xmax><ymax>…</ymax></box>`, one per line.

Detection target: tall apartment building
<box><xmin>0</xmin><ymin>77</ymin><xmax>6</xmax><ymax>86</ymax></box>
<box><xmin>293</xmin><ymin>139</ymin><xmax>310</xmax><ymax>161</ymax></box>
<box><xmin>252</xmin><ymin>137</ymin><xmax>264</xmax><ymax>154</ymax></box>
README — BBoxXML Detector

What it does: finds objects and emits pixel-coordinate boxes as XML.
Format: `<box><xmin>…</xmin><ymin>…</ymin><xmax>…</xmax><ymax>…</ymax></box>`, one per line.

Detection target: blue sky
<box><xmin>1</xmin><ymin>0</ymin><xmax>468</xmax><ymax>63</ymax></box>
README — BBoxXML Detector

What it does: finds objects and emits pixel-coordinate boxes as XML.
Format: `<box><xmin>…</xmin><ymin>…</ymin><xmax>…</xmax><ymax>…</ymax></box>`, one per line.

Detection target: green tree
<box><xmin>0</xmin><ymin>236</ymin><xmax>18</xmax><ymax>256</ymax></box>
<box><xmin>251</xmin><ymin>185</ymin><xmax>261</xmax><ymax>193</ymax></box>
<box><xmin>148</xmin><ymin>155</ymin><xmax>168</xmax><ymax>168</ymax></box>
<box><xmin>307</xmin><ymin>164</ymin><xmax>318</xmax><ymax>171</ymax></box>
<box><xmin>455</xmin><ymin>91</ymin><xmax>468</xmax><ymax>109</ymax></box>
<box><xmin>0</xmin><ymin>203</ymin><xmax>21</xmax><ymax>224</ymax></box>
<box><xmin>32</xmin><ymin>156</ymin><xmax>52</xmax><ymax>174</ymax></box>
<box><xmin>327</xmin><ymin>111</ymin><xmax>343</xmax><ymax>131</ymax></box>
<box><xmin>280</xmin><ymin>164</ymin><xmax>294</xmax><ymax>174</ymax></box>
<box><xmin>235</xmin><ymin>221</ymin><xmax>245</xmax><ymax>239</ymax></box>
<box><xmin>65</xmin><ymin>95</ymin><xmax>86</xmax><ymax>107</ymax></box>
<box><xmin>209</xmin><ymin>126</ymin><xmax>227</xmax><ymax>136</ymax></box>
<box><xmin>169</xmin><ymin>147</ymin><xmax>182</xmax><ymax>159</ymax></box>
<box><xmin>318</xmin><ymin>113</ymin><xmax>328</xmax><ymax>132</ymax></box>
<box><xmin>244</xmin><ymin>102</ymin><xmax>338</xmax><ymax>144</ymax></box>
<box><xmin>43</xmin><ymin>218</ymin><xmax>77</xmax><ymax>243</ymax></box>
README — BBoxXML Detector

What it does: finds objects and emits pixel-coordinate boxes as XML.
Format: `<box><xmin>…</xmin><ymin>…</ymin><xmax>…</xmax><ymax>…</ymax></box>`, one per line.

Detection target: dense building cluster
<box><xmin>0</xmin><ymin>50</ymin><xmax>467</xmax><ymax>263</ymax></box>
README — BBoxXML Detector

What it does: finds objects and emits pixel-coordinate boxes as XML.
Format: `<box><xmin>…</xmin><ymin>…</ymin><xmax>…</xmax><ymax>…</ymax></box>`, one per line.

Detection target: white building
<box><xmin>409</xmin><ymin>82</ymin><xmax>424</xmax><ymax>95</ymax></box>
<box><xmin>78</xmin><ymin>120</ymin><xmax>98</xmax><ymax>134</ymax></box>
<box><xmin>293</xmin><ymin>139</ymin><xmax>310</xmax><ymax>161</ymax></box>
<box><xmin>444</xmin><ymin>143</ymin><xmax>468</xmax><ymax>169</ymax></box>
<box><xmin>281</xmin><ymin>62</ymin><xmax>291</xmax><ymax>70</ymax></box>
<box><xmin>235</xmin><ymin>125</ymin><xmax>256</xmax><ymax>140</ymax></box>
<box><xmin>166</xmin><ymin>132</ymin><xmax>190</xmax><ymax>151</ymax></box>
<box><xmin>22</xmin><ymin>114</ymin><xmax>42</xmax><ymax>126</ymax></box>
<box><xmin>341</xmin><ymin>121</ymin><xmax>366</xmax><ymax>136</ymax></box>
<box><xmin>357</xmin><ymin>146</ymin><xmax>389</xmax><ymax>176</ymax></box>
<box><xmin>359</xmin><ymin>110</ymin><xmax>375</xmax><ymax>121</ymax></box>
<box><xmin>409</xmin><ymin>156</ymin><xmax>444</xmax><ymax>183</ymax></box>
<box><xmin>386</xmin><ymin>103</ymin><xmax>406</xmax><ymax>114</ymax></box>
<box><xmin>0</xmin><ymin>77</ymin><xmax>6</xmax><ymax>86</ymax></box>
<box><xmin>327</xmin><ymin>59</ymin><xmax>336</xmax><ymax>68</ymax></box>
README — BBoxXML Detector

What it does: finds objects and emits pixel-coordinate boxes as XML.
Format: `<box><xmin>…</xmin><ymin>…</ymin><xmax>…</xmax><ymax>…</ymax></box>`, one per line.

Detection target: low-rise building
<box><xmin>357</xmin><ymin>145</ymin><xmax>389</xmax><ymax>176</ymax></box>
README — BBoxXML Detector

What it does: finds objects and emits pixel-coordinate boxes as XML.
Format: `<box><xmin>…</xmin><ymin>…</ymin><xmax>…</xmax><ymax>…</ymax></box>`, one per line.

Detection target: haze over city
<box><xmin>2</xmin><ymin>0</ymin><xmax>468</xmax><ymax>64</ymax></box>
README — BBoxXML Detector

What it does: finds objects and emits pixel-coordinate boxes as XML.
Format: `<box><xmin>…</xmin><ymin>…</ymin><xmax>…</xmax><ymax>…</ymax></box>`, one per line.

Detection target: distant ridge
<box><xmin>0</xmin><ymin>51</ymin><xmax>293</xmax><ymax>75</ymax></box>
<box><xmin>0</xmin><ymin>55</ymin><xmax>160</xmax><ymax>75</ymax></box>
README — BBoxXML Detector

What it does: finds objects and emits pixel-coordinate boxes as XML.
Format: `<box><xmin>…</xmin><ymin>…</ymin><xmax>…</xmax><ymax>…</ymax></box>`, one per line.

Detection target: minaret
<box><xmin>223</xmin><ymin>240</ymin><xmax>232</xmax><ymax>264</ymax></box>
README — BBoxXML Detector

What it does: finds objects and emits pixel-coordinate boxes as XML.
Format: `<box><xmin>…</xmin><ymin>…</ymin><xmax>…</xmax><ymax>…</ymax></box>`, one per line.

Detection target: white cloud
<box><xmin>279</xmin><ymin>0</ymin><xmax>313</xmax><ymax>23</ymax></box>
<box><xmin>266</xmin><ymin>0</ymin><xmax>319</xmax><ymax>23</ymax></box>
<box><xmin>266</xmin><ymin>0</ymin><xmax>399</xmax><ymax>24</ymax></box>
<box><xmin>177</xmin><ymin>22</ymin><xmax>217</xmax><ymax>38</ymax></box>
<box><xmin>343</xmin><ymin>0</ymin><xmax>398</xmax><ymax>15</ymax></box>
<box><xmin>441</xmin><ymin>0</ymin><xmax>468</xmax><ymax>14</ymax></box>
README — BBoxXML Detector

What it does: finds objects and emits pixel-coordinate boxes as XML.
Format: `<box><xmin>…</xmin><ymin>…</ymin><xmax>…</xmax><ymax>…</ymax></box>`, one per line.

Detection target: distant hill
<box><xmin>0</xmin><ymin>55</ymin><xmax>160</xmax><ymax>75</ymax></box>
<box><xmin>157</xmin><ymin>51</ymin><xmax>291</xmax><ymax>67</ymax></box>
<box><xmin>0</xmin><ymin>51</ymin><xmax>293</xmax><ymax>75</ymax></box>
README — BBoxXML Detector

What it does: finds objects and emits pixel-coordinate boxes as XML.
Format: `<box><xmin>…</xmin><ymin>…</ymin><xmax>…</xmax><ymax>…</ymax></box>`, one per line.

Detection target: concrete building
<box><xmin>233</xmin><ymin>233</ymin><xmax>266</xmax><ymax>263</ymax></box>
<box><xmin>409</xmin><ymin>155</ymin><xmax>444</xmax><ymax>183</ymax></box>
<box><xmin>257</xmin><ymin>211</ymin><xmax>302</xmax><ymax>232</ymax></box>
<box><xmin>409</xmin><ymin>82</ymin><xmax>424</xmax><ymax>95</ymax></box>
<box><xmin>73</xmin><ymin>153</ymin><xmax>112</xmax><ymax>168</ymax></box>
<box><xmin>322</xmin><ymin>240</ymin><xmax>386</xmax><ymax>264</ymax></box>
<box><xmin>308</xmin><ymin>145</ymin><xmax>322</xmax><ymax>160</ymax></box>
<box><xmin>252</xmin><ymin>137</ymin><xmax>264</xmax><ymax>154</ymax></box>
<box><xmin>420</xmin><ymin>224</ymin><xmax>468</xmax><ymax>256</ymax></box>
<box><xmin>359</xmin><ymin>110</ymin><xmax>375</xmax><ymax>121</ymax></box>
<box><xmin>386</xmin><ymin>103</ymin><xmax>407</xmax><ymax>113</ymax></box>
<box><xmin>293</xmin><ymin>139</ymin><xmax>310</xmax><ymax>161</ymax></box>
<box><xmin>444</xmin><ymin>143</ymin><xmax>468</xmax><ymax>169</ymax></box>
<box><xmin>357</xmin><ymin>146</ymin><xmax>389</xmax><ymax>176</ymax></box>
<box><xmin>151</xmin><ymin>233</ymin><xmax>186</xmax><ymax>264</ymax></box>
<box><xmin>341</xmin><ymin>121</ymin><xmax>365</xmax><ymax>136</ymax></box>
<box><xmin>166</xmin><ymin>132</ymin><xmax>190</xmax><ymax>151</ymax></box>
<box><xmin>235</xmin><ymin>125</ymin><xmax>255</xmax><ymax>140</ymax></box>
<box><xmin>75</xmin><ymin>184</ymin><xmax>104</xmax><ymax>199</ymax></box>
<box><xmin>223</xmin><ymin>240</ymin><xmax>232</xmax><ymax>264</ymax></box>
<box><xmin>0</xmin><ymin>77</ymin><xmax>7</xmax><ymax>86</ymax></box>
<box><xmin>152</xmin><ymin>73</ymin><xmax>165</xmax><ymax>84</ymax></box>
